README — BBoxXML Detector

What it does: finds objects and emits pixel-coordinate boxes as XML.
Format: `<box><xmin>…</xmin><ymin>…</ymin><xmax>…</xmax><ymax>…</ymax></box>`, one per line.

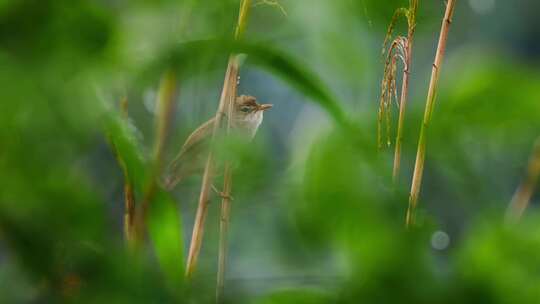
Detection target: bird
<box><xmin>163</xmin><ymin>95</ymin><xmax>272</xmax><ymax>190</ymax></box>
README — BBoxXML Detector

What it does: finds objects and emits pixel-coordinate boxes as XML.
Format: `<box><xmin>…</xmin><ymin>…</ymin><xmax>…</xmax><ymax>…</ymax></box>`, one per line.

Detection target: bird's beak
<box><xmin>258</xmin><ymin>103</ymin><xmax>273</xmax><ymax>111</ymax></box>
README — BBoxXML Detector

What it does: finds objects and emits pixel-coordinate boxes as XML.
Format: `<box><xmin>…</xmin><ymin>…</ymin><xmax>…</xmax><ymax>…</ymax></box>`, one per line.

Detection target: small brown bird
<box><xmin>163</xmin><ymin>95</ymin><xmax>272</xmax><ymax>189</ymax></box>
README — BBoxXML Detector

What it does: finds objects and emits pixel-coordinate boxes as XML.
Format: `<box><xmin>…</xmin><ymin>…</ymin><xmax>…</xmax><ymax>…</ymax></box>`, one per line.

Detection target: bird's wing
<box><xmin>178</xmin><ymin>117</ymin><xmax>216</xmax><ymax>158</ymax></box>
<box><xmin>163</xmin><ymin>117</ymin><xmax>215</xmax><ymax>189</ymax></box>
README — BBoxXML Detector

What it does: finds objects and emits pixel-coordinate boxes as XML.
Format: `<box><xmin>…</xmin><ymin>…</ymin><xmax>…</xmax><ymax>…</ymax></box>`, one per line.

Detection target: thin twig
<box><xmin>505</xmin><ymin>138</ymin><xmax>540</xmax><ymax>223</ymax></box>
<box><xmin>185</xmin><ymin>0</ymin><xmax>252</xmax><ymax>278</ymax></box>
<box><xmin>406</xmin><ymin>0</ymin><xmax>457</xmax><ymax>227</ymax></box>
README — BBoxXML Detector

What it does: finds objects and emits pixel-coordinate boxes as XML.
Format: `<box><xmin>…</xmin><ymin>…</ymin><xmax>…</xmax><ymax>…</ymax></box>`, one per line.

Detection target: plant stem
<box><xmin>216</xmin><ymin>49</ymin><xmax>244</xmax><ymax>304</ymax></box>
<box><xmin>185</xmin><ymin>57</ymin><xmax>238</xmax><ymax>278</ymax></box>
<box><xmin>392</xmin><ymin>1</ymin><xmax>417</xmax><ymax>183</ymax></box>
<box><xmin>123</xmin><ymin>181</ymin><xmax>136</xmax><ymax>246</ymax></box>
<box><xmin>505</xmin><ymin>138</ymin><xmax>540</xmax><ymax>223</ymax></box>
<box><xmin>392</xmin><ymin>56</ymin><xmax>411</xmax><ymax>182</ymax></box>
<box><xmin>216</xmin><ymin>163</ymin><xmax>234</xmax><ymax>303</ymax></box>
<box><xmin>114</xmin><ymin>97</ymin><xmax>137</xmax><ymax>247</ymax></box>
<box><xmin>406</xmin><ymin>0</ymin><xmax>456</xmax><ymax>227</ymax></box>
<box><xmin>185</xmin><ymin>0</ymin><xmax>252</xmax><ymax>279</ymax></box>
<box><xmin>134</xmin><ymin>70</ymin><xmax>178</xmax><ymax>243</ymax></box>
<box><xmin>216</xmin><ymin>2</ymin><xmax>253</xmax><ymax>299</ymax></box>
<box><xmin>215</xmin><ymin>0</ymin><xmax>253</xmax><ymax>291</ymax></box>
<box><xmin>215</xmin><ymin>57</ymin><xmax>240</xmax><ymax>302</ymax></box>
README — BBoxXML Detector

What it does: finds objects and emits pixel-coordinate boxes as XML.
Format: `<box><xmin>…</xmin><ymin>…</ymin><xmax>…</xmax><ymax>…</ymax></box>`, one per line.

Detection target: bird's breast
<box><xmin>233</xmin><ymin>111</ymin><xmax>263</xmax><ymax>139</ymax></box>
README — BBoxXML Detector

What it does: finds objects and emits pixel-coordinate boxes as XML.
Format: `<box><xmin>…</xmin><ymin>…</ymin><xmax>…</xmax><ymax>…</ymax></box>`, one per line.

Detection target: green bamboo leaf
<box><xmin>144</xmin><ymin>39</ymin><xmax>348</xmax><ymax>126</ymax></box>
<box><xmin>147</xmin><ymin>190</ymin><xmax>184</xmax><ymax>291</ymax></box>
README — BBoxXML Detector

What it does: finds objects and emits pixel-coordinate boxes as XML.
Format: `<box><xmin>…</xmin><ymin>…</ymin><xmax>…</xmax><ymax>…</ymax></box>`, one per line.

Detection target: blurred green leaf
<box><xmin>147</xmin><ymin>190</ymin><xmax>185</xmax><ymax>292</ymax></box>
<box><xmin>454</xmin><ymin>216</ymin><xmax>540</xmax><ymax>304</ymax></box>
<box><xmin>102</xmin><ymin>103</ymin><xmax>184</xmax><ymax>292</ymax></box>
<box><xmin>144</xmin><ymin>39</ymin><xmax>348</xmax><ymax>125</ymax></box>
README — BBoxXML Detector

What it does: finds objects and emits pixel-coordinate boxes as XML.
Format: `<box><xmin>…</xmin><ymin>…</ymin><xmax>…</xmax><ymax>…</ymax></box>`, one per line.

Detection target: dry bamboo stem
<box><xmin>505</xmin><ymin>139</ymin><xmax>540</xmax><ymax>223</ymax></box>
<box><xmin>406</xmin><ymin>0</ymin><xmax>456</xmax><ymax>227</ymax></box>
<box><xmin>215</xmin><ymin>55</ymin><xmax>240</xmax><ymax>302</ymax></box>
<box><xmin>185</xmin><ymin>59</ymin><xmax>238</xmax><ymax>278</ymax></box>
<box><xmin>216</xmin><ymin>1</ymin><xmax>254</xmax><ymax>298</ymax></box>
<box><xmin>216</xmin><ymin>0</ymin><xmax>254</xmax><ymax>292</ymax></box>
<box><xmin>185</xmin><ymin>0</ymin><xmax>251</xmax><ymax>279</ymax></box>
<box><xmin>216</xmin><ymin>152</ymin><xmax>235</xmax><ymax>302</ymax></box>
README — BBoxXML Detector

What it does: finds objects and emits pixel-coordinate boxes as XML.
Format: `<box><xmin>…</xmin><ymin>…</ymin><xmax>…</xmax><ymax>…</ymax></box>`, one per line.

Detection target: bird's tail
<box><xmin>161</xmin><ymin>160</ymin><xmax>184</xmax><ymax>191</ymax></box>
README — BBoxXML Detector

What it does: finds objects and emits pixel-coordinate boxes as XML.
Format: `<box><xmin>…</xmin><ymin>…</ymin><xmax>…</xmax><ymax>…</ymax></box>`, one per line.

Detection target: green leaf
<box><xmin>148</xmin><ymin>190</ymin><xmax>185</xmax><ymax>291</ymax></box>
<box><xmin>102</xmin><ymin>104</ymin><xmax>185</xmax><ymax>290</ymax></box>
<box><xmin>144</xmin><ymin>39</ymin><xmax>348</xmax><ymax>126</ymax></box>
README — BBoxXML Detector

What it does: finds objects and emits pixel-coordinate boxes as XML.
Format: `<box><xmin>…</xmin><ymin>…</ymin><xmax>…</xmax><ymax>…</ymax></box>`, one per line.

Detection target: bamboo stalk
<box><xmin>216</xmin><ymin>56</ymin><xmax>241</xmax><ymax>304</ymax></box>
<box><xmin>406</xmin><ymin>0</ymin><xmax>457</xmax><ymax>227</ymax></box>
<box><xmin>392</xmin><ymin>0</ymin><xmax>418</xmax><ymax>183</ymax></box>
<box><xmin>185</xmin><ymin>59</ymin><xmax>238</xmax><ymax>278</ymax></box>
<box><xmin>217</xmin><ymin>1</ymin><xmax>254</xmax><ymax>299</ymax></box>
<box><xmin>505</xmin><ymin>138</ymin><xmax>540</xmax><ymax>223</ymax></box>
<box><xmin>185</xmin><ymin>0</ymin><xmax>251</xmax><ymax>278</ymax></box>
<box><xmin>216</xmin><ymin>164</ymin><xmax>234</xmax><ymax>303</ymax></box>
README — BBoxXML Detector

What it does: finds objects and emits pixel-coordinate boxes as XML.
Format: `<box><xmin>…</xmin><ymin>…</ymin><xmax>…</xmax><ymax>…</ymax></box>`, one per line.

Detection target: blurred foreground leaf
<box><xmin>102</xmin><ymin>102</ymin><xmax>184</xmax><ymax>292</ymax></box>
<box><xmin>143</xmin><ymin>39</ymin><xmax>348</xmax><ymax>126</ymax></box>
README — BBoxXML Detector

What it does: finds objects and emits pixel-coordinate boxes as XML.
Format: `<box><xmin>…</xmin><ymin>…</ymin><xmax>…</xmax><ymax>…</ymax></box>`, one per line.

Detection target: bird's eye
<box><xmin>241</xmin><ymin>106</ymin><xmax>250</xmax><ymax>113</ymax></box>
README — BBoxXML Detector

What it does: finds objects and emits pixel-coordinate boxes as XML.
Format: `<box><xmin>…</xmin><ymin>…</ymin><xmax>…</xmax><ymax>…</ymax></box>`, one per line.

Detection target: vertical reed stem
<box><xmin>216</xmin><ymin>164</ymin><xmax>234</xmax><ymax>303</ymax></box>
<box><xmin>216</xmin><ymin>1</ymin><xmax>252</xmax><ymax>298</ymax></box>
<box><xmin>185</xmin><ymin>0</ymin><xmax>251</xmax><ymax>278</ymax></box>
<box><xmin>185</xmin><ymin>59</ymin><xmax>238</xmax><ymax>278</ymax></box>
<box><xmin>505</xmin><ymin>138</ymin><xmax>540</xmax><ymax>223</ymax></box>
<box><xmin>392</xmin><ymin>62</ymin><xmax>411</xmax><ymax>182</ymax></box>
<box><xmin>216</xmin><ymin>56</ymin><xmax>240</xmax><ymax>304</ymax></box>
<box><xmin>406</xmin><ymin>0</ymin><xmax>456</xmax><ymax>227</ymax></box>
<box><xmin>392</xmin><ymin>0</ymin><xmax>418</xmax><ymax>183</ymax></box>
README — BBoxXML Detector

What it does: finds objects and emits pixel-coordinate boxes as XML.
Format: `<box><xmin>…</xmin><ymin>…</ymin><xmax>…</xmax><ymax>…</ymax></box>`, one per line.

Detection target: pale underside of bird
<box><xmin>163</xmin><ymin>95</ymin><xmax>272</xmax><ymax>190</ymax></box>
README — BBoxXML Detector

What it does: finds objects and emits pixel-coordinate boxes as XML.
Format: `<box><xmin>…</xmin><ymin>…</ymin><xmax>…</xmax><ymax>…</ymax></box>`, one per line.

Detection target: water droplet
<box><xmin>431</xmin><ymin>230</ymin><xmax>450</xmax><ymax>250</ymax></box>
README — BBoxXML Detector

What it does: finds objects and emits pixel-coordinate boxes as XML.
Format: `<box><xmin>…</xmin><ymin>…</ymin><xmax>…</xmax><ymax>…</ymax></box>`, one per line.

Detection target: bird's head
<box><xmin>234</xmin><ymin>95</ymin><xmax>272</xmax><ymax>120</ymax></box>
<box><xmin>232</xmin><ymin>95</ymin><xmax>272</xmax><ymax>137</ymax></box>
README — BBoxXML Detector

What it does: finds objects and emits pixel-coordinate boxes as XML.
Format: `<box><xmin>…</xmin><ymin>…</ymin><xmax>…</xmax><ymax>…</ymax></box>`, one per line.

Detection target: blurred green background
<box><xmin>1</xmin><ymin>0</ymin><xmax>540</xmax><ymax>303</ymax></box>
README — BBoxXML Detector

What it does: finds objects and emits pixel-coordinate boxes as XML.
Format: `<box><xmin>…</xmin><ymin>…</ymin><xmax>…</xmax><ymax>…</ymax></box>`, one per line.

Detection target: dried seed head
<box><xmin>377</xmin><ymin>36</ymin><xmax>409</xmax><ymax>150</ymax></box>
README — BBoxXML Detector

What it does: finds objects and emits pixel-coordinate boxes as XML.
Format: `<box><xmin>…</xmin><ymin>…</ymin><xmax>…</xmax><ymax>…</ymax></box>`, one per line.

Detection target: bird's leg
<box><xmin>212</xmin><ymin>184</ymin><xmax>234</xmax><ymax>201</ymax></box>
